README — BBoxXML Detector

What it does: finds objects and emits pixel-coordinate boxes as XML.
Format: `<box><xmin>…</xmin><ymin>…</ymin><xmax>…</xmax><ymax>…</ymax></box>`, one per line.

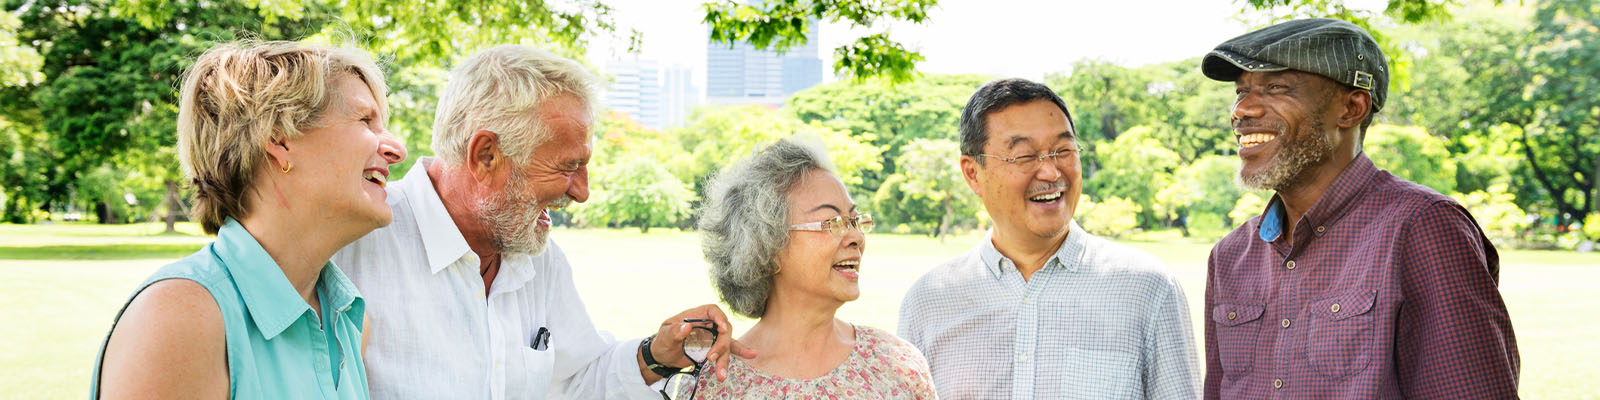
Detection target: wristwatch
<box><xmin>639</xmin><ymin>334</ymin><xmax>681</xmax><ymax>379</ymax></box>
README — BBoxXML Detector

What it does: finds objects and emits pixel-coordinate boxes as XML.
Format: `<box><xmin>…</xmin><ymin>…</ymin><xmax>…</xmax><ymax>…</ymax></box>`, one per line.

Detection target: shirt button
<box><xmin>1227</xmin><ymin>311</ymin><xmax>1237</xmax><ymax>320</ymax></box>
<box><xmin>1281</xmin><ymin>319</ymin><xmax>1292</xmax><ymax>328</ymax></box>
<box><xmin>1315</xmin><ymin>226</ymin><xmax>1326</xmax><ymax>234</ymax></box>
<box><xmin>1285</xmin><ymin>260</ymin><xmax>1296</xmax><ymax>270</ymax></box>
<box><xmin>1023</xmin><ymin>297</ymin><xmax>1033</xmax><ymax>305</ymax></box>
<box><xmin>1274</xmin><ymin>378</ymin><xmax>1284</xmax><ymax>389</ymax></box>
<box><xmin>1018</xmin><ymin>354</ymin><xmax>1029</xmax><ymax>362</ymax></box>
<box><xmin>1331</xmin><ymin>303</ymin><xmax>1342</xmax><ymax>313</ymax></box>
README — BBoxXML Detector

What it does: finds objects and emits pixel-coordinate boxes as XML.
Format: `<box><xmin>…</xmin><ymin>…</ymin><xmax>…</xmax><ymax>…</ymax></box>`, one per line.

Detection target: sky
<box><xmin>584</xmin><ymin>0</ymin><xmax>1392</xmax><ymax>87</ymax></box>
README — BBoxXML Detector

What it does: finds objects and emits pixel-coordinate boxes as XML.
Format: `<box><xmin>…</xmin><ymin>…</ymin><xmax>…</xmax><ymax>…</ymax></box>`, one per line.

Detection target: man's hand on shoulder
<box><xmin>636</xmin><ymin>304</ymin><xmax>758</xmax><ymax>384</ymax></box>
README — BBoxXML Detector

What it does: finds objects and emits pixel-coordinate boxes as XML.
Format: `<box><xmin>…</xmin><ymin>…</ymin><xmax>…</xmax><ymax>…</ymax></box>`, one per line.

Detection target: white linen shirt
<box><xmin>332</xmin><ymin>157</ymin><xmax>657</xmax><ymax>400</ymax></box>
<box><xmin>897</xmin><ymin>221</ymin><xmax>1199</xmax><ymax>400</ymax></box>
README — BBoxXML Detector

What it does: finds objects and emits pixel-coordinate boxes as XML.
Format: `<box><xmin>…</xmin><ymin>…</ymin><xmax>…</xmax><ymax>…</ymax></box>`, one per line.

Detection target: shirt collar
<box><xmin>978</xmin><ymin>220</ymin><xmax>1090</xmax><ymax>279</ymax></box>
<box><xmin>400</xmin><ymin>157</ymin><xmax>476</xmax><ymax>274</ymax></box>
<box><xmin>214</xmin><ymin>218</ymin><xmax>321</xmax><ymax>339</ymax></box>
<box><xmin>317</xmin><ymin>259</ymin><xmax>365</xmax><ymax>322</ymax></box>
<box><xmin>1256</xmin><ymin>153</ymin><xmax>1381</xmax><ymax>243</ymax></box>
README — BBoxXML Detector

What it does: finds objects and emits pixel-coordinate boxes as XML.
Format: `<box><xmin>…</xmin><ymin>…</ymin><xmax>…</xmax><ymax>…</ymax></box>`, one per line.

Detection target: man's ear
<box><xmin>1335</xmin><ymin>88</ymin><xmax>1373</xmax><ymax>130</ymax></box>
<box><xmin>960</xmin><ymin>155</ymin><xmax>984</xmax><ymax>199</ymax></box>
<box><xmin>465</xmin><ymin>130</ymin><xmax>503</xmax><ymax>184</ymax></box>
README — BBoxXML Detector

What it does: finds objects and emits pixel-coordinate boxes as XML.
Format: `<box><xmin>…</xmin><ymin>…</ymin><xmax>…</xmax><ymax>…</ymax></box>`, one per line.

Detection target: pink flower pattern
<box><xmin>694</xmin><ymin>325</ymin><xmax>937</xmax><ymax>400</ymax></box>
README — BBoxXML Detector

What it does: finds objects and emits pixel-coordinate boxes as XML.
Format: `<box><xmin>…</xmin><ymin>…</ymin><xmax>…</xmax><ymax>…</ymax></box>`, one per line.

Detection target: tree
<box><xmin>1155</xmin><ymin>155</ymin><xmax>1248</xmax><ymax>236</ymax></box>
<box><xmin>1455</xmin><ymin>0</ymin><xmax>1599</xmax><ymax>226</ymax></box>
<box><xmin>1086</xmin><ymin>126</ymin><xmax>1181</xmax><ymax>228</ymax></box>
<box><xmin>1451</xmin><ymin>183</ymin><xmax>1530</xmax><ymax>246</ymax></box>
<box><xmin>1365</xmin><ymin>124</ymin><xmax>1457</xmax><ymax>194</ymax></box>
<box><xmin>4</xmin><ymin>0</ymin><xmax>920</xmax><ymax>229</ymax></box>
<box><xmin>1077</xmin><ymin>195</ymin><xmax>1141</xmax><ymax>239</ymax></box>
<box><xmin>703</xmin><ymin>0</ymin><xmax>937</xmax><ymax>83</ymax></box>
<box><xmin>871</xmin><ymin>138</ymin><xmax>975</xmax><ymax>240</ymax></box>
<box><xmin>787</xmin><ymin>73</ymin><xmax>986</xmax><ymax>192</ymax></box>
<box><xmin>670</xmin><ymin>105</ymin><xmax>881</xmax><ymax>201</ymax></box>
<box><xmin>2</xmin><ymin>0</ymin><xmax>334</xmax><ymax>229</ymax></box>
<box><xmin>1230</xmin><ymin>192</ymin><xmax>1268</xmax><ymax>226</ymax></box>
<box><xmin>577</xmin><ymin>157</ymin><xmax>695</xmax><ymax>233</ymax></box>
<box><xmin>0</xmin><ymin>11</ymin><xmax>42</xmax><ymax>86</ymax></box>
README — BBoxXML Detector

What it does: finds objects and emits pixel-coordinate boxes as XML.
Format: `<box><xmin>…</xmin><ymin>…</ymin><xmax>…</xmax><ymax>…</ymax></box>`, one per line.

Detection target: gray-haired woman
<box><xmin>689</xmin><ymin>137</ymin><xmax>936</xmax><ymax>399</ymax></box>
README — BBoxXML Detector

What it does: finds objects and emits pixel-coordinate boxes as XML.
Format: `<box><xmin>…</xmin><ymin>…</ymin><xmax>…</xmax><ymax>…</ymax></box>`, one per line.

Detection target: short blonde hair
<box><xmin>431</xmin><ymin>44</ymin><xmax>597</xmax><ymax>166</ymax></box>
<box><xmin>176</xmin><ymin>40</ymin><xmax>388</xmax><ymax>234</ymax></box>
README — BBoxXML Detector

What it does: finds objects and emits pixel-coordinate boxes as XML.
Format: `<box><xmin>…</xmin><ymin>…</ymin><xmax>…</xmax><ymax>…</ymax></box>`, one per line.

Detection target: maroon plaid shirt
<box><xmin>1204</xmin><ymin>154</ymin><xmax>1520</xmax><ymax>399</ymax></box>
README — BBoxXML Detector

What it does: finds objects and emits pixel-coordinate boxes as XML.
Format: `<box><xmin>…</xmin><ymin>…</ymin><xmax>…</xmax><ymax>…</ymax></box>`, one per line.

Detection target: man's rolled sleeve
<box><xmin>1395</xmin><ymin>201</ymin><xmax>1519</xmax><ymax>398</ymax></box>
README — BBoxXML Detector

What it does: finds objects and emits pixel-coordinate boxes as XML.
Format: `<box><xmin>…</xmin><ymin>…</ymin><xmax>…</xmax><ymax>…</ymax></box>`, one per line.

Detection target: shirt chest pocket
<box><xmin>509</xmin><ymin>346</ymin><xmax>554</xmax><ymax>398</ymax></box>
<box><xmin>1060</xmin><ymin>347</ymin><xmax>1139</xmax><ymax>399</ymax></box>
<box><xmin>1305</xmin><ymin>289</ymin><xmax>1378</xmax><ymax>379</ymax></box>
<box><xmin>1211</xmin><ymin>303</ymin><xmax>1265</xmax><ymax>377</ymax></box>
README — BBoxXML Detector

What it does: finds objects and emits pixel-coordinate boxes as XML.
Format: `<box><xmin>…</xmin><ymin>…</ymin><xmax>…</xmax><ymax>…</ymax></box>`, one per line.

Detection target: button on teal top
<box><xmin>90</xmin><ymin>218</ymin><xmax>369</xmax><ymax>399</ymax></box>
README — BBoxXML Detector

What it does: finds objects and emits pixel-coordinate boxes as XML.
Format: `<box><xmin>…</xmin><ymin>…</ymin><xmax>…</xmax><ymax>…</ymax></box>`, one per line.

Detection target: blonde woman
<box><xmin>684</xmin><ymin>137</ymin><xmax>936</xmax><ymax>399</ymax></box>
<box><xmin>90</xmin><ymin>41</ymin><xmax>406</xmax><ymax>399</ymax></box>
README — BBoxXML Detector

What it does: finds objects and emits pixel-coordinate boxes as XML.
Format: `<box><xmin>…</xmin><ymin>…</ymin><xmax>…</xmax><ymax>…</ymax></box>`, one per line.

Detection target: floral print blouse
<box><xmin>694</xmin><ymin>325</ymin><xmax>937</xmax><ymax>400</ymax></box>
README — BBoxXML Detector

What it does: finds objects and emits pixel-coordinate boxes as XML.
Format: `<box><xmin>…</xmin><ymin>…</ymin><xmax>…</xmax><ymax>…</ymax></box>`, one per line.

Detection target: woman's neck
<box><xmin>238</xmin><ymin>182</ymin><xmax>368</xmax><ymax>311</ymax></box>
<box><xmin>739</xmin><ymin>296</ymin><xmax>855</xmax><ymax>379</ymax></box>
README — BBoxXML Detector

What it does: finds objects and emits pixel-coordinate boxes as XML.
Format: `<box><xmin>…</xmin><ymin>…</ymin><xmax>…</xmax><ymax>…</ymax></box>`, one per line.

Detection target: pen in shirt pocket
<box><xmin>532</xmin><ymin>327</ymin><xmax>550</xmax><ymax>351</ymax></box>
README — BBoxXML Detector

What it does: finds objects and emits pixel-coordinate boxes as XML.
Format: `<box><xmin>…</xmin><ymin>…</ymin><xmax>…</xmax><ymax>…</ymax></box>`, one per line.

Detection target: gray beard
<box><xmin>475</xmin><ymin>178</ymin><xmax>550</xmax><ymax>257</ymax></box>
<box><xmin>1238</xmin><ymin>115</ymin><xmax>1335</xmax><ymax>193</ymax></box>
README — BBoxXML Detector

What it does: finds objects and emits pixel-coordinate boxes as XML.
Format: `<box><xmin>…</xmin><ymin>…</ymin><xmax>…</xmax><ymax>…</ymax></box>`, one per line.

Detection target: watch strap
<box><xmin>640</xmin><ymin>335</ymin><xmax>680</xmax><ymax>379</ymax></box>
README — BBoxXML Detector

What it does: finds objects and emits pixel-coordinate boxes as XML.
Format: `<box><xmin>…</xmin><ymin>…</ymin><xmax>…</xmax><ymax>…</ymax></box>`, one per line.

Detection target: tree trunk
<box><xmin>163</xmin><ymin>180</ymin><xmax>181</xmax><ymax>234</ymax></box>
<box><xmin>96</xmin><ymin>201</ymin><xmax>117</xmax><ymax>224</ymax></box>
<box><xmin>938</xmin><ymin>198</ymin><xmax>951</xmax><ymax>244</ymax></box>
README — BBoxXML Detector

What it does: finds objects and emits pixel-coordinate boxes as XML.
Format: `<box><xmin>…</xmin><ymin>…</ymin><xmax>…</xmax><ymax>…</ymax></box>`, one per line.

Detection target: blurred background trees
<box><xmin>2</xmin><ymin>0</ymin><xmax>1596</xmax><ymax>250</ymax></box>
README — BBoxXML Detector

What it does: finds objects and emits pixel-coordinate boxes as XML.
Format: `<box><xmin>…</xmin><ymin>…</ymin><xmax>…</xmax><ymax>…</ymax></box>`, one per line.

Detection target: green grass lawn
<box><xmin>3</xmin><ymin>223</ymin><xmax>1597</xmax><ymax>398</ymax></box>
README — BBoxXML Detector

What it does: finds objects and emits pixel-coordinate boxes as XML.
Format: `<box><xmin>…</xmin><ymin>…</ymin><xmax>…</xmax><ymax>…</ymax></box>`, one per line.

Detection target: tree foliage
<box><xmin>1086</xmin><ymin>126</ymin><xmax>1181</xmax><ymax>227</ymax></box>
<box><xmin>703</xmin><ymin>0</ymin><xmax>936</xmax><ymax>83</ymax></box>
<box><xmin>1365</xmin><ymin>124</ymin><xmax>1456</xmax><ymax>194</ymax></box>
<box><xmin>1078</xmin><ymin>195</ymin><xmax>1141</xmax><ymax>239</ymax></box>
<box><xmin>577</xmin><ymin>157</ymin><xmax>695</xmax><ymax>233</ymax></box>
<box><xmin>872</xmin><ymin>138</ymin><xmax>975</xmax><ymax>239</ymax></box>
<box><xmin>788</xmin><ymin>74</ymin><xmax>985</xmax><ymax>191</ymax></box>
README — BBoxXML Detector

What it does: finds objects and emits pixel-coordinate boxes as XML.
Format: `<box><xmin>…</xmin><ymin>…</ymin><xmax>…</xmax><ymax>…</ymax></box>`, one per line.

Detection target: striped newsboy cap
<box><xmin>1202</xmin><ymin>18</ymin><xmax>1388</xmax><ymax>112</ymax></box>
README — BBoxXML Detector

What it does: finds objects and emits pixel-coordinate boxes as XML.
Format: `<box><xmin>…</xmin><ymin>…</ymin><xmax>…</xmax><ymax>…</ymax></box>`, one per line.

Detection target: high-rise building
<box><xmin>605</xmin><ymin>60</ymin><xmax>701</xmax><ymax>130</ymax></box>
<box><xmin>660</xmin><ymin>66</ymin><xmax>699</xmax><ymax>128</ymax></box>
<box><xmin>605</xmin><ymin>59</ymin><xmax>662</xmax><ymax>128</ymax></box>
<box><xmin>705</xmin><ymin>22</ymin><xmax>822</xmax><ymax>106</ymax></box>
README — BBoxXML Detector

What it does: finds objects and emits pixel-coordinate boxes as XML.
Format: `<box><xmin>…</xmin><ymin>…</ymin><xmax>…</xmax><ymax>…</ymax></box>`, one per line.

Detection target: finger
<box><xmin>702</xmin><ymin>305</ymin><xmax>734</xmax><ymax>335</ymax></box>
<box><xmin>730</xmin><ymin>339</ymin><xmax>758</xmax><ymax>359</ymax></box>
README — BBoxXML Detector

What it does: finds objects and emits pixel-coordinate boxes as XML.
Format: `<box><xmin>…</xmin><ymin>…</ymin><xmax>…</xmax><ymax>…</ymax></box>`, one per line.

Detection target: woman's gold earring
<box><xmin>280</xmin><ymin>162</ymin><xmax>293</xmax><ymax>174</ymax></box>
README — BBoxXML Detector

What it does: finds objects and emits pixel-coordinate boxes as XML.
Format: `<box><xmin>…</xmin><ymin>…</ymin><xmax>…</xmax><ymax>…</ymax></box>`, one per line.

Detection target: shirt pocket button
<box><xmin>1212</xmin><ymin>303</ymin><xmax>1266</xmax><ymax>377</ymax></box>
<box><xmin>1306</xmin><ymin>289</ymin><xmax>1378</xmax><ymax>379</ymax></box>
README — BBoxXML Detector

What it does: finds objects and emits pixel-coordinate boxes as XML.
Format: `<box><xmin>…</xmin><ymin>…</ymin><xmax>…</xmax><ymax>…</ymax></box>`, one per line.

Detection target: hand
<box><xmin>649</xmin><ymin>304</ymin><xmax>758</xmax><ymax>381</ymax></box>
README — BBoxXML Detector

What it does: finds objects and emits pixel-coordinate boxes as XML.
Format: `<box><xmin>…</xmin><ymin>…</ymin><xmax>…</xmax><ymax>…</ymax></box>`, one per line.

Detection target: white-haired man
<box><xmin>333</xmin><ymin>45</ymin><xmax>753</xmax><ymax>399</ymax></box>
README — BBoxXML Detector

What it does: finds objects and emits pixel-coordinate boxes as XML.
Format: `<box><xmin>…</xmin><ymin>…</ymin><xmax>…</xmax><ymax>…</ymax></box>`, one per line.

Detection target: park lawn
<box><xmin>2</xmin><ymin>223</ymin><xmax>1597</xmax><ymax>399</ymax></box>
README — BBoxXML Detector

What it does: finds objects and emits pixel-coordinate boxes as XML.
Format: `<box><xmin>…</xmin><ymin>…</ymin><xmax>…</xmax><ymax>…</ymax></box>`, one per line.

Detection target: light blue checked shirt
<box><xmin>898</xmin><ymin>221</ymin><xmax>1198</xmax><ymax>400</ymax></box>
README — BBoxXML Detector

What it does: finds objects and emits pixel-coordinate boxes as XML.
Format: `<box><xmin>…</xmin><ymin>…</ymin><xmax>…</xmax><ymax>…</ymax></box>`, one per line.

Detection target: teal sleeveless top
<box><xmin>89</xmin><ymin>218</ymin><xmax>369</xmax><ymax>399</ymax></box>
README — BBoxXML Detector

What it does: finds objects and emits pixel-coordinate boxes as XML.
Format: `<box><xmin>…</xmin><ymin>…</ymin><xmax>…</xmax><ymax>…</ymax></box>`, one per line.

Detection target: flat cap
<box><xmin>1202</xmin><ymin>18</ymin><xmax>1388</xmax><ymax>112</ymax></box>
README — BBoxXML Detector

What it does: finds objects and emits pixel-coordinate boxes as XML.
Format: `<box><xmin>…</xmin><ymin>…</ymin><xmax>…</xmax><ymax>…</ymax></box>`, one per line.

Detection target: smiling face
<box><xmin>961</xmin><ymin>99</ymin><xmax>1082</xmax><ymax>245</ymax></box>
<box><xmin>1232</xmin><ymin>70</ymin><xmax>1340</xmax><ymax>192</ymax></box>
<box><xmin>773</xmin><ymin>169</ymin><xmax>866</xmax><ymax>306</ymax></box>
<box><xmin>281</xmin><ymin>73</ymin><xmax>407</xmax><ymax>230</ymax></box>
<box><xmin>477</xmin><ymin>93</ymin><xmax>592</xmax><ymax>256</ymax></box>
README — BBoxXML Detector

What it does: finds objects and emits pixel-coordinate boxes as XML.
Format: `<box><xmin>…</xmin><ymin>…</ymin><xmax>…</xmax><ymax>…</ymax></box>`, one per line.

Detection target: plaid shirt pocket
<box><xmin>1062</xmin><ymin>347</ymin><xmax>1138</xmax><ymax>399</ymax></box>
<box><xmin>1211</xmin><ymin>303</ymin><xmax>1265</xmax><ymax>377</ymax></box>
<box><xmin>1306</xmin><ymin>289</ymin><xmax>1379</xmax><ymax>379</ymax></box>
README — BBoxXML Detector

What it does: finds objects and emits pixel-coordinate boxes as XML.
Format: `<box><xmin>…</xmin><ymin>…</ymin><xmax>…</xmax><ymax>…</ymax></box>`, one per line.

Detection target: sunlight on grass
<box><xmin>3</xmin><ymin>223</ymin><xmax>1596</xmax><ymax>399</ymax></box>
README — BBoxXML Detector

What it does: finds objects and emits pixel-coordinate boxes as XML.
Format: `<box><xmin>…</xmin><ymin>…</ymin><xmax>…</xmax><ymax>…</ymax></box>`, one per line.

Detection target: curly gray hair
<box><xmin>699</xmin><ymin>137</ymin><xmax>836</xmax><ymax>318</ymax></box>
